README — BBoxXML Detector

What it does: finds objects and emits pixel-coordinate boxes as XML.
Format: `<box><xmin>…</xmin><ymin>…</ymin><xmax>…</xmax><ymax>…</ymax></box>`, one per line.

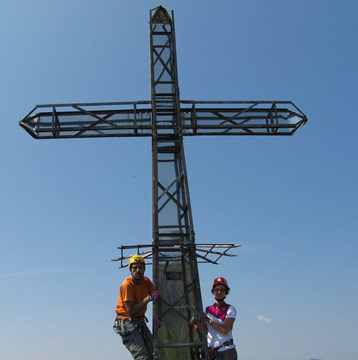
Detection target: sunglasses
<box><xmin>213</xmin><ymin>287</ymin><xmax>226</xmax><ymax>293</ymax></box>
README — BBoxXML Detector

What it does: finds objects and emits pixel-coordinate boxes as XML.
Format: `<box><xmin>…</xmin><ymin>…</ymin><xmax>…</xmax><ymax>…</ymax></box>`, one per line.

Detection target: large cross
<box><xmin>20</xmin><ymin>6</ymin><xmax>307</xmax><ymax>360</ymax></box>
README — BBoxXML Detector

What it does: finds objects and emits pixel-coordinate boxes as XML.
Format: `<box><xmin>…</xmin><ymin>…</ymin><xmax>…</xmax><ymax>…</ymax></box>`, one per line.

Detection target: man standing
<box><xmin>114</xmin><ymin>255</ymin><xmax>160</xmax><ymax>360</ymax></box>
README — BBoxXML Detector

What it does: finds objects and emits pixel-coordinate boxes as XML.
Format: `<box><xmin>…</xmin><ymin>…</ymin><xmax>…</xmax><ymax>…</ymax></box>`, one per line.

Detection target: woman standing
<box><xmin>205</xmin><ymin>277</ymin><xmax>238</xmax><ymax>360</ymax></box>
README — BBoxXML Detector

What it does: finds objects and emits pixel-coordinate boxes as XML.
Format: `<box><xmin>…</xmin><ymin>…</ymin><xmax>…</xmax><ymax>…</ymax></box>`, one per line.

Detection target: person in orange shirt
<box><xmin>114</xmin><ymin>255</ymin><xmax>160</xmax><ymax>360</ymax></box>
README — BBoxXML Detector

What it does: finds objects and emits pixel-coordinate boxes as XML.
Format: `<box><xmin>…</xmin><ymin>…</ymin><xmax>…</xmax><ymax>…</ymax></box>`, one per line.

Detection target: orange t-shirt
<box><xmin>116</xmin><ymin>276</ymin><xmax>154</xmax><ymax>319</ymax></box>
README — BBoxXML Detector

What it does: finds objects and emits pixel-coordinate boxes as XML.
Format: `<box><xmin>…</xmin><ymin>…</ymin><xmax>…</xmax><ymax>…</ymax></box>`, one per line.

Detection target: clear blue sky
<box><xmin>1</xmin><ymin>1</ymin><xmax>357</xmax><ymax>360</ymax></box>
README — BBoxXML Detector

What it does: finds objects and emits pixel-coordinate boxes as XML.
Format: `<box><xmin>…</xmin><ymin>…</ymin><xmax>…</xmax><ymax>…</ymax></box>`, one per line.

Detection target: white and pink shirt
<box><xmin>206</xmin><ymin>302</ymin><xmax>237</xmax><ymax>351</ymax></box>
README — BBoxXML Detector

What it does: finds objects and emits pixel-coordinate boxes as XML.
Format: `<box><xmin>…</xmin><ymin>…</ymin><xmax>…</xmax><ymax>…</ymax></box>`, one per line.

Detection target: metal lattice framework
<box><xmin>20</xmin><ymin>100</ymin><xmax>306</xmax><ymax>139</ymax></box>
<box><xmin>112</xmin><ymin>244</ymin><xmax>240</xmax><ymax>268</ymax></box>
<box><xmin>19</xmin><ymin>6</ymin><xmax>307</xmax><ymax>360</ymax></box>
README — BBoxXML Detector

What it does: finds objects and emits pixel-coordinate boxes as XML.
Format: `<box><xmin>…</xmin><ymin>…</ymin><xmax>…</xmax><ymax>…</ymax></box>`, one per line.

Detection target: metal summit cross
<box><xmin>20</xmin><ymin>6</ymin><xmax>307</xmax><ymax>360</ymax></box>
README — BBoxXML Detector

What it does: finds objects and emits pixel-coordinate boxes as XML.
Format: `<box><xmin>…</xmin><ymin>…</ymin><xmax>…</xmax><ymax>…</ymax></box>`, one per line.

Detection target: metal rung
<box><xmin>158</xmin><ymin>233</ymin><xmax>189</xmax><ymax>238</ymax></box>
<box><xmin>157</xmin><ymin>341</ymin><xmax>206</xmax><ymax>348</ymax></box>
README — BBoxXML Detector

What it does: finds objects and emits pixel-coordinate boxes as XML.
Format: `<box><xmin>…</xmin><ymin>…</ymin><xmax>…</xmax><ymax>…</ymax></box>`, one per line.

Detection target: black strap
<box><xmin>220</xmin><ymin>339</ymin><xmax>234</xmax><ymax>348</ymax></box>
<box><xmin>116</xmin><ymin>313</ymin><xmax>147</xmax><ymax>322</ymax></box>
<box><xmin>212</xmin><ymin>338</ymin><xmax>234</xmax><ymax>351</ymax></box>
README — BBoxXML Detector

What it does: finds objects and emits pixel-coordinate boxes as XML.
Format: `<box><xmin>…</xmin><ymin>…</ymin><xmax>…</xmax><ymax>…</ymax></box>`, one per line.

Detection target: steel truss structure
<box><xmin>19</xmin><ymin>6</ymin><xmax>307</xmax><ymax>360</ymax></box>
<box><xmin>20</xmin><ymin>100</ymin><xmax>306</xmax><ymax>139</ymax></box>
<box><xmin>112</xmin><ymin>244</ymin><xmax>240</xmax><ymax>268</ymax></box>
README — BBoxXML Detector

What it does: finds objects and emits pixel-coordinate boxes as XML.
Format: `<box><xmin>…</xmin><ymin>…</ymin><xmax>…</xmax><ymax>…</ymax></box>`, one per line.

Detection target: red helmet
<box><xmin>211</xmin><ymin>277</ymin><xmax>230</xmax><ymax>294</ymax></box>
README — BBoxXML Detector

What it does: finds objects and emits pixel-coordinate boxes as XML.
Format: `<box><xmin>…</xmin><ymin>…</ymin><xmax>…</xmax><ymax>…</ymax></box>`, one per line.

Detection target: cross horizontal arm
<box><xmin>19</xmin><ymin>100</ymin><xmax>307</xmax><ymax>139</ymax></box>
<box><xmin>19</xmin><ymin>101</ymin><xmax>153</xmax><ymax>139</ymax></box>
<box><xmin>183</xmin><ymin>100</ymin><xmax>307</xmax><ymax>136</ymax></box>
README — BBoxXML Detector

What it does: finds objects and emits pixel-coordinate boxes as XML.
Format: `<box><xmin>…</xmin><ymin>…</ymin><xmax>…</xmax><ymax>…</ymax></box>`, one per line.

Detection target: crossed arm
<box><xmin>190</xmin><ymin>316</ymin><xmax>235</xmax><ymax>336</ymax></box>
<box><xmin>206</xmin><ymin>317</ymin><xmax>235</xmax><ymax>335</ymax></box>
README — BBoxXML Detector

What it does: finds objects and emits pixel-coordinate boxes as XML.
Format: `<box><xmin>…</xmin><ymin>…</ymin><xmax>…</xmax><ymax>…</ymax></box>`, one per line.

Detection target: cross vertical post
<box><xmin>149</xmin><ymin>7</ymin><xmax>208</xmax><ymax>359</ymax></box>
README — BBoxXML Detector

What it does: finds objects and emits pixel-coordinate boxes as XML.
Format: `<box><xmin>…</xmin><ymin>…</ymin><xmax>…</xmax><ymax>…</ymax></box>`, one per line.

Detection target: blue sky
<box><xmin>1</xmin><ymin>1</ymin><xmax>357</xmax><ymax>360</ymax></box>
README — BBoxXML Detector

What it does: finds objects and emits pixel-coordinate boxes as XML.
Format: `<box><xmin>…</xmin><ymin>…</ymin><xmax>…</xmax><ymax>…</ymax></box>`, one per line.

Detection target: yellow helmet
<box><xmin>129</xmin><ymin>255</ymin><xmax>145</xmax><ymax>265</ymax></box>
